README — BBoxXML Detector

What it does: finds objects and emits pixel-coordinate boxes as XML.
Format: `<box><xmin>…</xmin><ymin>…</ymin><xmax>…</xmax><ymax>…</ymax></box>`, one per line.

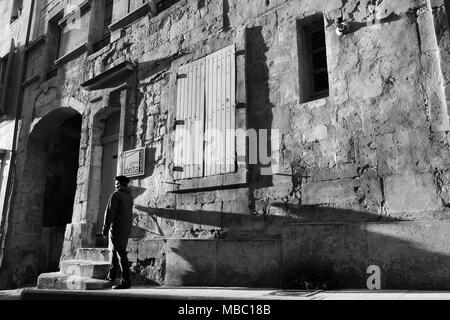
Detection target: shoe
<box><xmin>112</xmin><ymin>282</ymin><xmax>131</xmax><ymax>290</ymax></box>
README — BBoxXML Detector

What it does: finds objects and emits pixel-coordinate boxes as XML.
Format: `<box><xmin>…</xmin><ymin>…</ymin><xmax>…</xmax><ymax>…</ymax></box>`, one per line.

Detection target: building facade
<box><xmin>1</xmin><ymin>0</ymin><xmax>450</xmax><ymax>289</ymax></box>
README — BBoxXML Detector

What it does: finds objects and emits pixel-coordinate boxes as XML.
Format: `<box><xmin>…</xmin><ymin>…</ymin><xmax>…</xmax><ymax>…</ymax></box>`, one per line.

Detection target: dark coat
<box><xmin>103</xmin><ymin>187</ymin><xmax>133</xmax><ymax>250</ymax></box>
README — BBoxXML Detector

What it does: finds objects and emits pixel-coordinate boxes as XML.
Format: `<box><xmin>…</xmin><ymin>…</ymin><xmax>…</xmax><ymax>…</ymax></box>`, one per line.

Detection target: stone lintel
<box><xmin>55</xmin><ymin>42</ymin><xmax>88</xmax><ymax>66</ymax></box>
<box><xmin>81</xmin><ymin>61</ymin><xmax>134</xmax><ymax>91</ymax></box>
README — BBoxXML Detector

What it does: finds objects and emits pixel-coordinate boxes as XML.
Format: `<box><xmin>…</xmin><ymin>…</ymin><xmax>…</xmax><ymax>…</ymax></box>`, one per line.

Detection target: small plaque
<box><xmin>123</xmin><ymin>148</ymin><xmax>145</xmax><ymax>178</ymax></box>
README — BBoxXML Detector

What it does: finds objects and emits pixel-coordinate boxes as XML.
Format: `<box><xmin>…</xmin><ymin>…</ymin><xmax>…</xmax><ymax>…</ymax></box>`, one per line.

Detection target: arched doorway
<box><xmin>96</xmin><ymin>111</ymin><xmax>120</xmax><ymax>247</ymax></box>
<box><xmin>42</xmin><ymin>115</ymin><xmax>82</xmax><ymax>270</ymax></box>
<box><xmin>27</xmin><ymin>108</ymin><xmax>82</xmax><ymax>272</ymax></box>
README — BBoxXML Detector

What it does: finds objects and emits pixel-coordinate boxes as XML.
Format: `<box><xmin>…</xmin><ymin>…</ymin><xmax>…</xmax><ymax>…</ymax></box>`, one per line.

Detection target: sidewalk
<box><xmin>3</xmin><ymin>287</ymin><xmax>450</xmax><ymax>300</ymax></box>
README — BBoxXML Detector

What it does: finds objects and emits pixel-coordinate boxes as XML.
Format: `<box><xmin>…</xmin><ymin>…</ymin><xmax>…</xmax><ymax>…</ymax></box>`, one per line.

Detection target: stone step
<box><xmin>60</xmin><ymin>260</ymin><xmax>110</xmax><ymax>279</ymax></box>
<box><xmin>37</xmin><ymin>272</ymin><xmax>111</xmax><ymax>290</ymax></box>
<box><xmin>76</xmin><ymin>248</ymin><xmax>111</xmax><ymax>262</ymax></box>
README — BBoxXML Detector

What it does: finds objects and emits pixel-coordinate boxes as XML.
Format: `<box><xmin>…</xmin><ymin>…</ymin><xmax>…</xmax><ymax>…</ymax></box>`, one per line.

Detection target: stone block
<box><xmin>302</xmin><ymin>124</ymin><xmax>329</xmax><ymax>143</ymax></box>
<box><xmin>384</xmin><ymin>173</ymin><xmax>443</xmax><ymax>214</ymax></box>
<box><xmin>76</xmin><ymin>248</ymin><xmax>111</xmax><ymax>262</ymax></box>
<box><xmin>60</xmin><ymin>260</ymin><xmax>110</xmax><ymax>279</ymax></box>
<box><xmin>196</xmin><ymin>191</ymin><xmax>216</xmax><ymax>204</ymax></box>
<box><xmin>221</xmin><ymin>199</ymin><xmax>250</xmax><ymax>214</ymax></box>
<box><xmin>177</xmin><ymin>192</ymin><xmax>196</xmax><ymax>205</ymax></box>
<box><xmin>417</xmin><ymin>6</ymin><xmax>437</xmax><ymax>53</ymax></box>
<box><xmin>127</xmin><ymin>240</ymin><xmax>139</xmax><ymax>261</ymax></box>
<box><xmin>201</xmin><ymin>202</ymin><xmax>222</xmax><ymax>214</ymax></box>
<box><xmin>176</xmin><ymin>203</ymin><xmax>202</xmax><ymax>212</ymax></box>
<box><xmin>173</xmin><ymin>208</ymin><xmax>203</xmax><ymax>231</ymax></box>
<box><xmin>254</xmin><ymin>184</ymin><xmax>292</xmax><ymax>200</ymax></box>
<box><xmin>215</xmin><ymin>188</ymin><xmax>248</xmax><ymax>203</ymax></box>
<box><xmin>197</xmin><ymin>209</ymin><xmax>222</xmax><ymax>229</ymax></box>
<box><xmin>137</xmin><ymin>240</ymin><xmax>166</xmax><ymax>261</ymax></box>
<box><xmin>37</xmin><ymin>272</ymin><xmax>67</xmax><ymax>289</ymax></box>
<box><xmin>165</xmin><ymin>239</ymin><xmax>217</xmax><ymax>286</ymax></box>
<box><xmin>216</xmin><ymin>240</ymin><xmax>282</xmax><ymax>287</ymax></box>
<box><xmin>222</xmin><ymin>212</ymin><xmax>254</xmax><ymax>232</ymax></box>
<box><xmin>309</xmin><ymin>163</ymin><xmax>359</xmax><ymax>182</ymax></box>
<box><xmin>359</xmin><ymin>170</ymin><xmax>383</xmax><ymax>214</ymax></box>
<box><xmin>302</xmin><ymin>178</ymin><xmax>360</xmax><ymax>206</ymax></box>
<box><xmin>376</xmin><ymin>131</ymin><xmax>415</xmax><ymax>176</ymax></box>
<box><xmin>55</xmin><ymin>276</ymin><xmax>111</xmax><ymax>290</ymax></box>
<box><xmin>281</xmin><ymin>223</ymin><xmax>369</xmax><ymax>288</ymax></box>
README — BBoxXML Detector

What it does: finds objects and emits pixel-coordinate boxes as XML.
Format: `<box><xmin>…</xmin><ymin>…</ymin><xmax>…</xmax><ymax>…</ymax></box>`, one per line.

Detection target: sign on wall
<box><xmin>123</xmin><ymin>148</ymin><xmax>145</xmax><ymax>178</ymax></box>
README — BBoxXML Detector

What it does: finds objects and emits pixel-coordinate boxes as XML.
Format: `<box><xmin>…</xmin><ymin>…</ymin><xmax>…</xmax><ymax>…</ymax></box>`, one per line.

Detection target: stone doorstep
<box><xmin>60</xmin><ymin>260</ymin><xmax>111</xmax><ymax>279</ymax></box>
<box><xmin>37</xmin><ymin>272</ymin><xmax>111</xmax><ymax>290</ymax></box>
<box><xmin>76</xmin><ymin>248</ymin><xmax>112</xmax><ymax>262</ymax></box>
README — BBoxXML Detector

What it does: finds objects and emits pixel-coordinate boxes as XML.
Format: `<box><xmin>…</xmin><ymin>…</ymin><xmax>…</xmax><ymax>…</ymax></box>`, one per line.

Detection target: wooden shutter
<box><xmin>204</xmin><ymin>44</ymin><xmax>236</xmax><ymax>176</ymax></box>
<box><xmin>174</xmin><ymin>58</ymin><xmax>205</xmax><ymax>180</ymax></box>
<box><xmin>0</xmin><ymin>40</ymin><xmax>14</xmax><ymax>115</ymax></box>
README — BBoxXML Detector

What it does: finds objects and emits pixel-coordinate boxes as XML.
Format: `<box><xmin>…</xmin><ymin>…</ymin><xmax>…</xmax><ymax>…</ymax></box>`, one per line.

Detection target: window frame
<box><xmin>93</xmin><ymin>0</ymin><xmax>114</xmax><ymax>52</ymax></box>
<box><xmin>0</xmin><ymin>150</ymin><xmax>4</xmax><ymax>195</ymax></box>
<box><xmin>0</xmin><ymin>56</ymin><xmax>8</xmax><ymax>99</ymax></box>
<box><xmin>153</xmin><ymin>0</ymin><xmax>180</xmax><ymax>14</ymax></box>
<box><xmin>174</xmin><ymin>45</ymin><xmax>237</xmax><ymax>180</ymax></box>
<box><xmin>0</xmin><ymin>41</ymin><xmax>14</xmax><ymax>115</ymax></box>
<box><xmin>104</xmin><ymin>0</ymin><xmax>114</xmax><ymax>36</ymax></box>
<box><xmin>10</xmin><ymin>0</ymin><xmax>23</xmax><ymax>23</ymax></box>
<box><xmin>297</xmin><ymin>15</ymin><xmax>330</xmax><ymax>103</ymax></box>
<box><xmin>45</xmin><ymin>15</ymin><xmax>63</xmax><ymax>81</ymax></box>
<box><xmin>169</xmin><ymin>41</ymin><xmax>248</xmax><ymax>192</ymax></box>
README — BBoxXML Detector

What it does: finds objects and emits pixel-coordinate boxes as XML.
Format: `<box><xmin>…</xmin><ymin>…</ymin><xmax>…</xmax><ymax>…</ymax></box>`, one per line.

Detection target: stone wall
<box><xmin>3</xmin><ymin>0</ymin><xmax>450</xmax><ymax>289</ymax></box>
<box><xmin>86</xmin><ymin>0</ymin><xmax>450</xmax><ymax>288</ymax></box>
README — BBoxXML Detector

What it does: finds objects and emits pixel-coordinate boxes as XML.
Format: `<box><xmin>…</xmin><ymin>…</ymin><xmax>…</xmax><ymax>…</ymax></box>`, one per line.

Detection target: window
<box><xmin>127</xmin><ymin>0</ymin><xmax>147</xmax><ymax>13</ymax></box>
<box><xmin>0</xmin><ymin>42</ymin><xmax>13</xmax><ymax>115</ymax></box>
<box><xmin>174</xmin><ymin>45</ymin><xmax>236</xmax><ymax>180</ymax></box>
<box><xmin>154</xmin><ymin>0</ymin><xmax>180</xmax><ymax>14</ymax></box>
<box><xmin>58</xmin><ymin>8</ymin><xmax>90</xmax><ymax>58</ymax></box>
<box><xmin>104</xmin><ymin>0</ymin><xmax>114</xmax><ymax>35</ymax></box>
<box><xmin>10</xmin><ymin>0</ymin><xmax>23</xmax><ymax>23</ymax></box>
<box><xmin>45</xmin><ymin>13</ymin><xmax>63</xmax><ymax>80</ymax></box>
<box><xmin>0</xmin><ymin>57</ymin><xmax>8</xmax><ymax>105</ymax></box>
<box><xmin>297</xmin><ymin>15</ymin><xmax>329</xmax><ymax>102</ymax></box>
<box><xmin>0</xmin><ymin>149</ymin><xmax>5</xmax><ymax>194</ymax></box>
<box><xmin>93</xmin><ymin>0</ymin><xmax>114</xmax><ymax>52</ymax></box>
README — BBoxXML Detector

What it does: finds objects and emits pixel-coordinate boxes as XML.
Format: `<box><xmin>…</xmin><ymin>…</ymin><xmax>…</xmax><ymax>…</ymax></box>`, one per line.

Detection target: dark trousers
<box><xmin>109</xmin><ymin>249</ymin><xmax>130</xmax><ymax>284</ymax></box>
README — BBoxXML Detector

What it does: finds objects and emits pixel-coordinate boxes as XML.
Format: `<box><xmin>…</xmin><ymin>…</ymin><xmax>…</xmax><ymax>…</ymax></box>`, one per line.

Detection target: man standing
<box><xmin>102</xmin><ymin>175</ymin><xmax>133</xmax><ymax>289</ymax></box>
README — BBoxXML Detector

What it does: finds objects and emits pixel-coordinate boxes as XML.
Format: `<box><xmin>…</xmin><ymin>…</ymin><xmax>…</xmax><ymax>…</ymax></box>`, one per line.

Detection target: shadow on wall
<box><xmin>132</xmin><ymin>204</ymin><xmax>450</xmax><ymax>290</ymax></box>
<box><xmin>246</xmin><ymin>26</ymin><xmax>276</xmax><ymax>212</ymax></box>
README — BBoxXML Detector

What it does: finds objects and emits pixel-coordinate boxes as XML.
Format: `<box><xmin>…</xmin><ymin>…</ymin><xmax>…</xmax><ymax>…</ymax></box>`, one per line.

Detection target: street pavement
<box><xmin>2</xmin><ymin>287</ymin><xmax>450</xmax><ymax>300</ymax></box>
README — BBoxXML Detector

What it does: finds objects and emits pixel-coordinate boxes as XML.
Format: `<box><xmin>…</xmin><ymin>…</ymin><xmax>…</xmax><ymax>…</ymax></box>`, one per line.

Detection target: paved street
<box><xmin>2</xmin><ymin>287</ymin><xmax>450</xmax><ymax>300</ymax></box>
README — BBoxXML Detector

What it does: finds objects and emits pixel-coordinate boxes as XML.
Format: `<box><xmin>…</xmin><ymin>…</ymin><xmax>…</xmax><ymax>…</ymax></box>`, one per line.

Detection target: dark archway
<box><xmin>26</xmin><ymin>108</ymin><xmax>82</xmax><ymax>272</ymax></box>
<box><xmin>42</xmin><ymin>114</ymin><xmax>82</xmax><ymax>270</ymax></box>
